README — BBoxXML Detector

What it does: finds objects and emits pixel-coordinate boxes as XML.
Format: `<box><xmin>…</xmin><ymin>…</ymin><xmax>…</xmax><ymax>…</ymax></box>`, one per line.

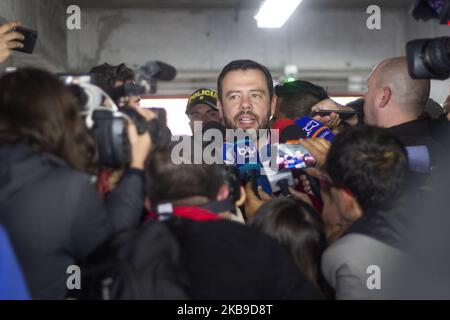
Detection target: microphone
<box><xmin>295</xmin><ymin>116</ymin><xmax>335</xmax><ymax>141</ymax></box>
<box><xmin>281</xmin><ymin>124</ymin><xmax>307</xmax><ymax>143</ymax></box>
<box><xmin>139</xmin><ymin>61</ymin><xmax>177</xmax><ymax>81</ymax></box>
<box><xmin>222</xmin><ymin>138</ymin><xmax>272</xmax><ymax>195</ymax></box>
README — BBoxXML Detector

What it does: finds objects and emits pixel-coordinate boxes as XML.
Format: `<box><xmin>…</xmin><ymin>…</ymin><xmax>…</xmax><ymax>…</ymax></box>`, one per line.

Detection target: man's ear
<box><xmin>340</xmin><ymin>190</ymin><xmax>363</xmax><ymax>222</ymax></box>
<box><xmin>379</xmin><ymin>87</ymin><xmax>392</xmax><ymax>109</ymax></box>
<box><xmin>270</xmin><ymin>95</ymin><xmax>278</xmax><ymax>119</ymax></box>
<box><xmin>235</xmin><ymin>186</ymin><xmax>246</xmax><ymax>207</ymax></box>
<box><xmin>216</xmin><ymin>184</ymin><xmax>230</xmax><ymax>202</ymax></box>
<box><xmin>217</xmin><ymin>98</ymin><xmax>224</xmax><ymax>119</ymax></box>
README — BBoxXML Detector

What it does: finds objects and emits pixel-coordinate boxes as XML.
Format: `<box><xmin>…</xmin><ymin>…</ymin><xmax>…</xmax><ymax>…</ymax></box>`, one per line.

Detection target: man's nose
<box><xmin>239</xmin><ymin>94</ymin><xmax>252</xmax><ymax>111</ymax></box>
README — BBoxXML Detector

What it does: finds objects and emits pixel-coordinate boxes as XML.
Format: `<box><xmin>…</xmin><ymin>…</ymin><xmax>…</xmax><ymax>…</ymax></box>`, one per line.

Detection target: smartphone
<box><xmin>276</xmin><ymin>143</ymin><xmax>317</xmax><ymax>170</ymax></box>
<box><xmin>11</xmin><ymin>26</ymin><xmax>38</xmax><ymax>54</ymax></box>
<box><xmin>312</xmin><ymin>109</ymin><xmax>357</xmax><ymax>120</ymax></box>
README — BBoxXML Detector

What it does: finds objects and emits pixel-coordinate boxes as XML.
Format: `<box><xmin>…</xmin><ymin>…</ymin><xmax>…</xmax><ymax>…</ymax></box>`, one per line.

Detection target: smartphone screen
<box><xmin>276</xmin><ymin>143</ymin><xmax>316</xmax><ymax>170</ymax></box>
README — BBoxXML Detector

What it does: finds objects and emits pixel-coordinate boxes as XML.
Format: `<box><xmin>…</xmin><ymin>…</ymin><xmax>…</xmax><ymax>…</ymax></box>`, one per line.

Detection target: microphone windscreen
<box><xmin>154</xmin><ymin>61</ymin><xmax>177</xmax><ymax>81</ymax></box>
<box><xmin>295</xmin><ymin>116</ymin><xmax>335</xmax><ymax>141</ymax></box>
<box><xmin>281</xmin><ymin>124</ymin><xmax>307</xmax><ymax>143</ymax></box>
<box><xmin>140</xmin><ymin>61</ymin><xmax>177</xmax><ymax>81</ymax></box>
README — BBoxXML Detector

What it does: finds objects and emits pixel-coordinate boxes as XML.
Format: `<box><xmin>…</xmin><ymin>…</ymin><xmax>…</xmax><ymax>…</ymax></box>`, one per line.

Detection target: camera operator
<box><xmin>0</xmin><ymin>68</ymin><xmax>152</xmax><ymax>299</ymax></box>
<box><xmin>312</xmin><ymin>57</ymin><xmax>448</xmax><ymax>171</ymax></box>
<box><xmin>0</xmin><ymin>21</ymin><xmax>24</xmax><ymax>64</ymax></box>
<box><xmin>90</xmin><ymin>62</ymin><xmax>142</xmax><ymax>109</ymax></box>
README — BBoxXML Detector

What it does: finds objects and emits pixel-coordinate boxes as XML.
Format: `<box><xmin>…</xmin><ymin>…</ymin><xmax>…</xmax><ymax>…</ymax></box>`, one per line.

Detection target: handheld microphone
<box><xmin>139</xmin><ymin>61</ymin><xmax>177</xmax><ymax>82</ymax></box>
<box><xmin>222</xmin><ymin>138</ymin><xmax>272</xmax><ymax>195</ymax></box>
<box><xmin>281</xmin><ymin>124</ymin><xmax>307</xmax><ymax>143</ymax></box>
<box><xmin>295</xmin><ymin>116</ymin><xmax>335</xmax><ymax>141</ymax></box>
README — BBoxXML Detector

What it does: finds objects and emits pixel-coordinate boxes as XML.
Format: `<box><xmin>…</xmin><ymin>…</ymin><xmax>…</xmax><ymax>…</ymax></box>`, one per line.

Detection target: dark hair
<box><xmin>146</xmin><ymin>145</ymin><xmax>228</xmax><ymax>205</ymax></box>
<box><xmin>0</xmin><ymin>68</ymin><xmax>95</xmax><ymax>173</ymax></box>
<box><xmin>325</xmin><ymin>126</ymin><xmax>408</xmax><ymax>211</ymax></box>
<box><xmin>217</xmin><ymin>59</ymin><xmax>274</xmax><ymax>103</ymax></box>
<box><xmin>250</xmin><ymin>198</ymin><xmax>332</xmax><ymax>298</ymax></box>
<box><xmin>277</xmin><ymin>93</ymin><xmax>323</xmax><ymax>120</ymax></box>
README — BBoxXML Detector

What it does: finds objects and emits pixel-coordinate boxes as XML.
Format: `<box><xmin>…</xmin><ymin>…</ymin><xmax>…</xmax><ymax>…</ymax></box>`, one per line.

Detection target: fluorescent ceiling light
<box><xmin>255</xmin><ymin>0</ymin><xmax>302</xmax><ymax>28</ymax></box>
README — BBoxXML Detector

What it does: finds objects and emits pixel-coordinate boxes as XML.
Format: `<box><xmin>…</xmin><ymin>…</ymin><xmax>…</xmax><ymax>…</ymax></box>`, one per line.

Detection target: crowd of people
<box><xmin>0</xmin><ymin>20</ymin><xmax>449</xmax><ymax>300</ymax></box>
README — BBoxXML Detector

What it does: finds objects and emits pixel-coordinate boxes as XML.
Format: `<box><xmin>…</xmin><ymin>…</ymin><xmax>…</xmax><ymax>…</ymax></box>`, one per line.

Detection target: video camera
<box><xmin>406</xmin><ymin>0</ymin><xmax>450</xmax><ymax>79</ymax></box>
<box><xmin>60</xmin><ymin>73</ymin><xmax>171</xmax><ymax>168</ymax></box>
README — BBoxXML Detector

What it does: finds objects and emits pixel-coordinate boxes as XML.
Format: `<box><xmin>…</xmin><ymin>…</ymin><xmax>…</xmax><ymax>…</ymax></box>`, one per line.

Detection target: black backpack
<box><xmin>72</xmin><ymin>219</ymin><xmax>190</xmax><ymax>300</ymax></box>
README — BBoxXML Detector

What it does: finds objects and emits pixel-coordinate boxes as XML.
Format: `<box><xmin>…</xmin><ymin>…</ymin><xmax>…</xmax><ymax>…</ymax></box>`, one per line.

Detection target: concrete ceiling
<box><xmin>64</xmin><ymin>0</ymin><xmax>413</xmax><ymax>10</ymax></box>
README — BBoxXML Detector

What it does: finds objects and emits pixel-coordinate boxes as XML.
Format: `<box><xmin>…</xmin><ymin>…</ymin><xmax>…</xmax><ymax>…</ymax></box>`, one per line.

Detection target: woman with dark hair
<box><xmin>0</xmin><ymin>68</ymin><xmax>151</xmax><ymax>299</ymax></box>
<box><xmin>250</xmin><ymin>198</ymin><xmax>333</xmax><ymax>299</ymax></box>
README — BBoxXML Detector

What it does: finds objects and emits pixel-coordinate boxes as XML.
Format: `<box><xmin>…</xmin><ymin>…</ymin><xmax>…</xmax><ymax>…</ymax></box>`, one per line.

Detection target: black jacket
<box><xmin>387</xmin><ymin>117</ymin><xmax>443</xmax><ymax>166</ymax></box>
<box><xmin>171</xmin><ymin>219</ymin><xmax>316</xmax><ymax>299</ymax></box>
<box><xmin>0</xmin><ymin>144</ymin><xmax>144</xmax><ymax>299</ymax></box>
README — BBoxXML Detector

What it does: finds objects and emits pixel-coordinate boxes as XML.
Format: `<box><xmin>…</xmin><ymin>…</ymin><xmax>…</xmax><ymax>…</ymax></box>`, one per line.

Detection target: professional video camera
<box><xmin>60</xmin><ymin>74</ymin><xmax>171</xmax><ymax>168</ymax></box>
<box><xmin>406</xmin><ymin>0</ymin><xmax>450</xmax><ymax>79</ymax></box>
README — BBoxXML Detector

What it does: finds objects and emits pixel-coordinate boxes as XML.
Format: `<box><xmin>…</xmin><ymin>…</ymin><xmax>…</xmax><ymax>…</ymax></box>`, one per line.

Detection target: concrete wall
<box><xmin>0</xmin><ymin>0</ymin><xmax>68</xmax><ymax>71</ymax></box>
<box><xmin>0</xmin><ymin>2</ymin><xmax>447</xmax><ymax>101</ymax></box>
<box><xmin>68</xmin><ymin>6</ymin><xmax>412</xmax><ymax>71</ymax></box>
<box><xmin>66</xmin><ymin>5</ymin><xmax>449</xmax><ymax>101</ymax></box>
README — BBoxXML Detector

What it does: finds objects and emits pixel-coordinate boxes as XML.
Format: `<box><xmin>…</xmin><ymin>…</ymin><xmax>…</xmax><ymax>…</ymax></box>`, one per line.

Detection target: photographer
<box><xmin>0</xmin><ymin>68</ymin><xmax>152</xmax><ymax>299</ymax></box>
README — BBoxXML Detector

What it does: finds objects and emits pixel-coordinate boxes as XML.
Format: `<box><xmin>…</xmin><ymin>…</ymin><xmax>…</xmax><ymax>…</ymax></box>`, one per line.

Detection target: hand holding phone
<box><xmin>0</xmin><ymin>22</ymin><xmax>25</xmax><ymax>62</ymax></box>
<box><xmin>10</xmin><ymin>26</ymin><xmax>38</xmax><ymax>54</ymax></box>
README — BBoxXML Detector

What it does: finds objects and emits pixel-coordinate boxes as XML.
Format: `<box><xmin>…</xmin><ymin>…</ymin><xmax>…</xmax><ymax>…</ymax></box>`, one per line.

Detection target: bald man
<box><xmin>363</xmin><ymin>57</ymin><xmax>430</xmax><ymax>128</ymax></box>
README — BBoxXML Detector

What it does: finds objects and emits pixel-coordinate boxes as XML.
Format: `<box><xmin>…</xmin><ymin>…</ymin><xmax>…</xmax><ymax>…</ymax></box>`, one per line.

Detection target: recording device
<box><xmin>262</xmin><ymin>166</ymin><xmax>295</xmax><ymax>196</ymax></box>
<box><xmin>137</xmin><ymin>61</ymin><xmax>178</xmax><ymax>94</ymax></box>
<box><xmin>295</xmin><ymin>116</ymin><xmax>335</xmax><ymax>141</ymax></box>
<box><xmin>222</xmin><ymin>138</ymin><xmax>272</xmax><ymax>196</ymax></box>
<box><xmin>407</xmin><ymin>0</ymin><xmax>450</xmax><ymax>79</ymax></box>
<box><xmin>312</xmin><ymin>110</ymin><xmax>358</xmax><ymax>121</ymax></box>
<box><xmin>406</xmin><ymin>37</ymin><xmax>450</xmax><ymax>80</ymax></box>
<box><xmin>276</xmin><ymin>143</ymin><xmax>317</xmax><ymax>170</ymax></box>
<box><xmin>280</xmin><ymin>124</ymin><xmax>306</xmax><ymax>143</ymax></box>
<box><xmin>59</xmin><ymin>75</ymin><xmax>134</xmax><ymax>168</ymax></box>
<box><xmin>74</xmin><ymin>81</ymin><xmax>132</xmax><ymax>168</ymax></box>
<box><xmin>120</xmin><ymin>106</ymin><xmax>171</xmax><ymax>151</ymax></box>
<box><xmin>11</xmin><ymin>26</ymin><xmax>38</xmax><ymax>54</ymax></box>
